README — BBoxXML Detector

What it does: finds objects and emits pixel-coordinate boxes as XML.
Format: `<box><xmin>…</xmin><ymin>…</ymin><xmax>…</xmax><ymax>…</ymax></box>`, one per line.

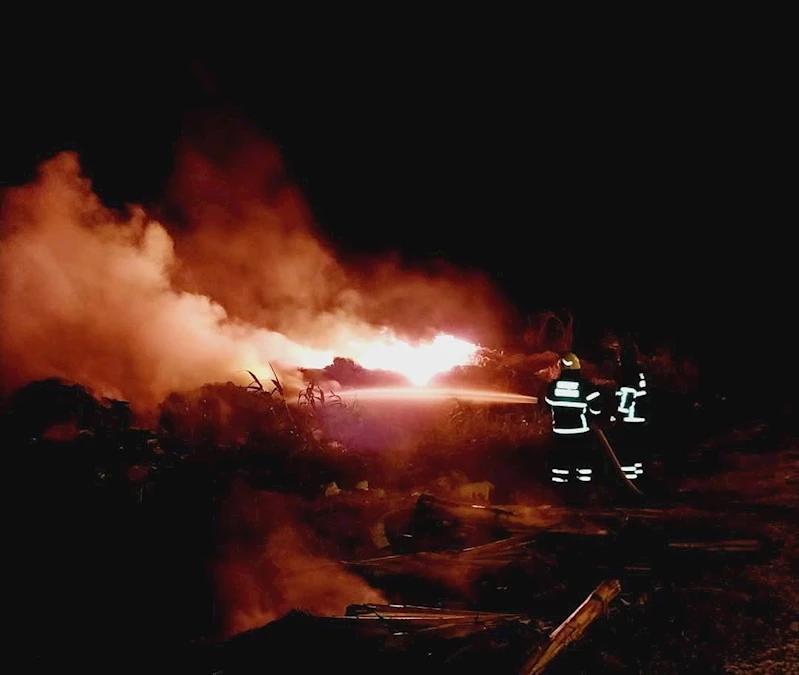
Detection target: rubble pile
<box><xmin>199</xmin><ymin>581</ymin><xmax>622</xmax><ymax>674</ymax></box>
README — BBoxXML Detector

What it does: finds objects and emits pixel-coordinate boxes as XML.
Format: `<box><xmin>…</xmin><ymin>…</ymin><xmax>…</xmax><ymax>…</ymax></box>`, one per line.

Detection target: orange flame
<box><xmin>336</xmin><ymin>332</ymin><xmax>480</xmax><ymax>386</ymax></box>
<box><xmin>239</xmin><ymin>331</ymin><xmax>479</xmax><ymax>390</ymax></box>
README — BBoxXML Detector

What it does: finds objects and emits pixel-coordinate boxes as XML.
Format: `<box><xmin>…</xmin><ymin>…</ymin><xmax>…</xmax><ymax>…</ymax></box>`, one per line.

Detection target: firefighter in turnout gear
<box><xmin>544</xmin><ymin>353</ymin><xmax>604</xmax><ymax>496</ymax></box>
<box><xmin>610</xmin><ymin>340</ymin><xmax>650</xmax><ymax>483</ymax></box>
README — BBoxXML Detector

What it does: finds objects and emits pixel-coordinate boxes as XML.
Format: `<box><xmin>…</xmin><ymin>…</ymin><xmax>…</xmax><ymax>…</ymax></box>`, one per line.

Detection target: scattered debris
<box><xmin>7</xmin><ymin>377</ymin><xmax>795</xmax><ymax>672</ymax></box>
<box><xmin>454</xmin><ymin>480</ymin><xmax>495</xmax><ymax>504</ymax></box>
<box><xmin>204</xmin><ymin>584</ymin><xmax>621</xmax><ymax>673</ymax></box>
<box><xmin>519</xmin><ymin>579</ymin><xmax>621</xmax><ymax>674</ymax></box>
<box><xmin>324</xmin><ymin>482</ymin><xmax>341</xmax><ymax>497</ymax></box>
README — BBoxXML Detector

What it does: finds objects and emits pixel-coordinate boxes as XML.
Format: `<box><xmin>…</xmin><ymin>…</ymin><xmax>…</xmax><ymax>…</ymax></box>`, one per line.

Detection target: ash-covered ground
<box><xmin>6</xmin><ymin>352</ymin><xmax>797</xmax><ymax>674</ymax></box>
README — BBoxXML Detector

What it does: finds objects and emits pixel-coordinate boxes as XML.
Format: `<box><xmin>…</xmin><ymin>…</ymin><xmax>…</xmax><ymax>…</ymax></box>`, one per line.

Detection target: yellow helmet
<box><xmin>559</xmin><ymin>352</ymin><xmax>581</xmax><ymax>370</ymax></box>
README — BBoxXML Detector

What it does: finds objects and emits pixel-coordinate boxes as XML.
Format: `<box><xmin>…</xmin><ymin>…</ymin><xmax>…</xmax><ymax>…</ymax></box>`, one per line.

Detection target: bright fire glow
<box><xmin>341</xmin><ymin>333</ymin><xmax>480</xmax><ymax>386</ymax></box>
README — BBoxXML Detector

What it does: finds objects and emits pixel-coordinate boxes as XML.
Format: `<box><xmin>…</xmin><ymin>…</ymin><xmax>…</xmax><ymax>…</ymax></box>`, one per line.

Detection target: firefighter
<box><xmin>610</xmin><ymin>340</ymin><xmax>650</xmax><ymax>483</ymax></box>
<box><xmin>544</xmin><ymin>352</ymin><xmax>604</xmax><ymax>496</ymax></box>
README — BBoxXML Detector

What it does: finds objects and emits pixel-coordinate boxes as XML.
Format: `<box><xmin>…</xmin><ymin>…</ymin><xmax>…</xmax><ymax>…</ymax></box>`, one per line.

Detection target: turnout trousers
<box><xmin>609</xmin><ymin>422</ymin><xmax>649</xmax><ymax>483</ymax></box>
<box><xmin>547</xmin><ymin>431</ymin><xmax>599</xmax><ymax>491</ymax></box>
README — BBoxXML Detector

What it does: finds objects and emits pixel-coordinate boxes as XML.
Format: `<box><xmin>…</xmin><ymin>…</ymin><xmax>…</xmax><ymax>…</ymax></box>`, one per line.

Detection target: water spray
<box><xmin>338</xmin><ymin>386</ymin><xmax>538</xmax><ymax>405</ymax></box>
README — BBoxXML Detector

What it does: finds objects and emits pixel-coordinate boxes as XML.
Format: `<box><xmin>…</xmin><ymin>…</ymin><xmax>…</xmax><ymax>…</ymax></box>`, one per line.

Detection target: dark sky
<box><xmin>1</xmin><ymin>44</ymin><xmax>792</xmax><ymax>390</ymax></box>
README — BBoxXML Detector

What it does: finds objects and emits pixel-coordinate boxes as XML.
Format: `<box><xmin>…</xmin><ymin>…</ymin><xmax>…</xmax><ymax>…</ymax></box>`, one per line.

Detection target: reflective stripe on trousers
<box><xmin>551</xmin><ymin>467</ymin><xmax>593</xmax><ymax>483</ymax></box>
<box><xmin>620</xmin><ymin>462</ymin><xmax>644</xmax><ymax>480</ymax></box>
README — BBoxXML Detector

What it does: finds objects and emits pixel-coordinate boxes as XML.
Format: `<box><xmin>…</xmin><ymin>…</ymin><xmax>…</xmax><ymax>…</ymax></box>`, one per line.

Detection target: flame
<box><xmin>240</xmin><ymin>331</ymin><xmax>480</xmax><ymax>389</ymax></box>
<box><xmin>340</xmin><ymin>333</ymin><xmax>480</xmax><ymax>386</ymax></box>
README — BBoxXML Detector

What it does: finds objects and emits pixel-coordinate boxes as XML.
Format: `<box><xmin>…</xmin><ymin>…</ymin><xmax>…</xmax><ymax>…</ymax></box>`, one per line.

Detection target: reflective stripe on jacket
<box><xmin>545</xmin><ymin>376</ymin><xmax>602</xmax><ymax>434</ymax></box>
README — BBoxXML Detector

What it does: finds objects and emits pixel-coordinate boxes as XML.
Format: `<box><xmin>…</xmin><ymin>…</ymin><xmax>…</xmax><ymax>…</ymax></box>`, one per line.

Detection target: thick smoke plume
<box><xmin>0</xmin><ymin>115</ymin><xmax>509</xmax><ymax>409</ymax></box>
<box><xmin>164</xmin><ymin>112</ymin><xmax>507</xmax><ymax>345</ymax></box>
<box><xmin>0</xmin><ymin>152</ymin><xmax>325</xmax><ymax>407</ymax></box>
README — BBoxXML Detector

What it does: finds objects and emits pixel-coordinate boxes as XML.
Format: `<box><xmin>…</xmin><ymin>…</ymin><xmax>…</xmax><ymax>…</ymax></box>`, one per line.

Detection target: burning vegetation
<box><xmin>0</xmin><ymin>125</ymin><xmax>506</xmax><ymax>412</ymax></box>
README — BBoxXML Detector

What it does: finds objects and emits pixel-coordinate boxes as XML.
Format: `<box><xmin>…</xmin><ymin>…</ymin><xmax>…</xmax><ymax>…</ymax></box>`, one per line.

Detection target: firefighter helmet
<box><xmin>560</xmin><ymin>353</ymin><xmax>581</xmax><ymax>370</ymax></box>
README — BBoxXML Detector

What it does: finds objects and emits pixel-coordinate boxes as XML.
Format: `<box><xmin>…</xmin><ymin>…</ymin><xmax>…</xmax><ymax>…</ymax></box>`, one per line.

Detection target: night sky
<box><xmin>2</xmin><ymin>45</ymin><xmax>792</xmax><ymax>395</ymax></box>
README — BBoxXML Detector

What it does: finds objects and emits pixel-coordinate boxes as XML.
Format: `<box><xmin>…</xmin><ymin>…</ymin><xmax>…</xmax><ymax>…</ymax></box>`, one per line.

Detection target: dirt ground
<box><xmin>674</xmin><ymin>439</ymin><xmax>799</xmax><ymax>674</ymax></box>
<box><xmin>547</xmin><ymin>429</ymin><xmax>799</xmax><ymax>674</ymax></box>
<box><xmin>213</xmin><ymin>425</ymin><xmax>798</xmax><ymax>674</ymax></box>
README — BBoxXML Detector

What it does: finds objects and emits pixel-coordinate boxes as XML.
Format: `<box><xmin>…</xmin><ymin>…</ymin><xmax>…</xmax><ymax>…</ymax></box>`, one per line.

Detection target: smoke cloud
<box><xmin>164</xmin><ymin>112</ymin><xmax>508</xmax><ymax>345</ymax></box>
<box><xmin>0</xmin><ymin>112</ymin><xmax>509</xmax><ymax>410</ymax></box>
<box><xmin>211</xmin><ymin>486</ymin><xmax>386</xmax><ymax>638</ymax></box>
<box><xmin>0</xmin><ymin>152</ymin><xmax>326</xmax><ymax>407</ymax></box>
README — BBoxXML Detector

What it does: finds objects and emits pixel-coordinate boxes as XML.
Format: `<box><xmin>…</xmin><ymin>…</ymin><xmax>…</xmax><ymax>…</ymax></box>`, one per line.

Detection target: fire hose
<box><xmin>590</xmin><ymin>423</ymin><xmax>645</xmax><ymax>498</ymax></box>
